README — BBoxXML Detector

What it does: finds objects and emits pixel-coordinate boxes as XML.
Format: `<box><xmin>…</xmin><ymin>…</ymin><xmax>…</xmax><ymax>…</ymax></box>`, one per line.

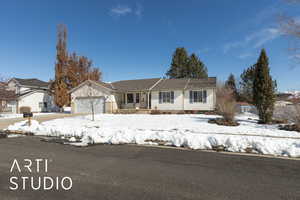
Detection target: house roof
<box><xmin>12</xmin><ymin>78</ymin><xmax>50</xmax><ymax>88</ymax></box>
<box><xmin>185</xmin><ymin>78</ymin><xmax>216</xmax><ymax>89</ymax></box>
<box><xmin>0</xmin><ymin>89</ymin><xmax>17</xmax><ymax>100</ymax></box>
<box><xmin>151</xmin><ymin>77</ymin><xmax>216</xmax><ymax>91</ymax></box>
<box><xmin>70</xmin><ymin>77</ymin><xmax>217</xmax><ymax>94</ymax></box>
<box><xmin>17</xmin><ymin>90</ymin><xmax>50</xmax><ymax>99</ymax></box>
<box><xmin>111</xmin><ymin>78</ymin><xmax>161</xmax><ymax>92</ymax></box>
<box><xmin>97</xmin><ymin>81</ymin><xmax>115</xmax><ymax>90</ymax></box>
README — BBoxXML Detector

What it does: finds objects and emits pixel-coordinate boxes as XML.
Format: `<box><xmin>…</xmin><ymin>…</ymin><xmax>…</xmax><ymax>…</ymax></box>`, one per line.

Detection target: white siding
<box><xmin>7</xmin><ymin>80</ymin><xmax>17</xmax><ymax>92</ymax></box>
<box><xmin>183</xmin><ymin>88</ymin><xmax>215</xmax><ymax>111</ymax></box>
<box><xmin>18</xmin><ymin>92</ymin><xmax>54</xmax><ymax>113</ymax></box>
<box><xmin>151</xmin><ymin>90</ymin><xmax>183</xmax><ymax>110</ymax></box>
<box><xmin>151</xmin><ymin>88</ymin><xmax>215</xmax><ymax>111</ymax></box>
<box><xmin>6</xmin><ymin>101</ymin><xmax>17</xmax><ymax>113</ymax></box>
<box><xmin>71</xmin><ymin>83</ymin><xmax>118</xmax><ymax>113</ymax></box>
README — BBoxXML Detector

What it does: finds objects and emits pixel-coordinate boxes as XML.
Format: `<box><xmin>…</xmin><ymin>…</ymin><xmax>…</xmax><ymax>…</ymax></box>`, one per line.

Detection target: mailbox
<box><xmin>23</xmin><ymin>112</ymin><xmax>33</xmax><ymax>118</ymax></box>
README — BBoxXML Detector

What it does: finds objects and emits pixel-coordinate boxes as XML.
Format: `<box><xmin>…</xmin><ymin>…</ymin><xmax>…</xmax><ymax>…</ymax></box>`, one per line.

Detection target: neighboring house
<box><xmin>236</xmin><ymin>102</ymin><xmax>257</xmax><ymax>114</ymax></box>
<box><xmin>0</xmin><ymin>89</ymin><xmax>17</xmax><ymax>113</ymax></box>
<box><xmin>6</xmin><ymin>78</ymin><xmax>55</xmax><ymax>113</ymax></box>
<box><xmin>0</xmin><ymin>82</ymin><xmax>7</xmax><ymax>89</ymax></box>
<box><xmin>69</xmin><ymin>77</ymin><xmax>216</xmax><ymax>114</ymax></box>
<box><xmin>275</xmin><ymin>100</ymin><xmax>293</xmax><ymax>107</ymax></box>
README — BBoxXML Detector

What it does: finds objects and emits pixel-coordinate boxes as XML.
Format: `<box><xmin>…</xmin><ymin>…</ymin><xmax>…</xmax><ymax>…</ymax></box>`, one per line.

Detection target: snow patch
<box><xmin>7</xmin><ymin>114</ymin><xmax>300</xmax><ymax>157</ymax></box>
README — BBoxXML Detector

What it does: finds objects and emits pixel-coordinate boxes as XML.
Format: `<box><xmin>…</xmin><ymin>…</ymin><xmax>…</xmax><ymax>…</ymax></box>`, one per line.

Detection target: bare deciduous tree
<box><xmin>216</xmin><ymin>84</ymin><xmax>237</xmax><ymax>123</ymax></box>
<box><xmin>279</xmin><ymin>0</ymin><xmax>300</xmax><ymax>63</ymax></box>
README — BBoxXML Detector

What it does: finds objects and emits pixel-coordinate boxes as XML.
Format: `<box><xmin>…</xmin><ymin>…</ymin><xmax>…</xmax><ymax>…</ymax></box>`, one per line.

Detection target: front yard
<box><xmin>7</xmin><ymin>113</ymin><xmax>300</xmax><ymax>157</ymax></box>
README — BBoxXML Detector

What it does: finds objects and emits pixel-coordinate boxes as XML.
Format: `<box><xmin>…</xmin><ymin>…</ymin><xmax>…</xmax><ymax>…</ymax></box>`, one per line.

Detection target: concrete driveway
<box><xmin>0</xmin><ymin>136</ymin><xmax>299</xmax><ymax>200</ymax></box>
<box><xmin>0</xmin><ymin>113</ymin><xmax>85</xmax><ymax>129</ymax></box>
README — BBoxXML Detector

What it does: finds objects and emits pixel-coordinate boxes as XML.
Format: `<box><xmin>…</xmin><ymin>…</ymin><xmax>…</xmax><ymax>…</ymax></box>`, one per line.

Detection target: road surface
<box><xmin>0</xmin><ymin>136</ymin><xmax>299</xmax><ymax>200</ymax></box>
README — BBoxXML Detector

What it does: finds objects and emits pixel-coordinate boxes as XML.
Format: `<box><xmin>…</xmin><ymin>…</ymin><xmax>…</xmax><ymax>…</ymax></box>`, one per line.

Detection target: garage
<box><xmin>74</xmin><ymin>97</ymin><xmax>105</xmax><ymax>114</ymax></box>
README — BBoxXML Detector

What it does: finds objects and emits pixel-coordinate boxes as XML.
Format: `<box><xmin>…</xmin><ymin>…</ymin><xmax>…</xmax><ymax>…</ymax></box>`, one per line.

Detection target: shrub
<box><xmin>275</xmin><ymin>104</ymin><xmax>300</xmax><ymax>132</ymax></box>
<box><xmin>216</xmin><ymin>84</ymin><xmax>236</xmax><ymax>123</ymax></box>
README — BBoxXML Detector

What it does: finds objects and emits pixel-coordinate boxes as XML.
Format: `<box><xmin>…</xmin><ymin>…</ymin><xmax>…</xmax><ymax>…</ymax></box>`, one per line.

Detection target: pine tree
<box><xmin>253</xmin><ymin>49</ymin><xmax>276</xmax><ymax>124</ymax></box>
<box><xmin>188</xmin><ymin>53</ymin><xmax>208</xmax><ymax>79</ymax></box>
<box><xmin>225</xmin><ymin>73</ymin><xmax>238</xmax><ymax>99</ymax></box>
<box><xmin>240</xmin><ymin>64</ymin><xmax>256</xmax><ymax>103</ymax></box>
<box><xmin>53</xmin><ymin>24</ymin><xmax>69</xmax><ymax>108</ymax></box>
<box><xmin>166</xmin><ymin>47</ymin><xmax>189</xmax><ymax>78</ymax></box>
<box><xmin>166</xmin><ymin>48</ymin><xmax>208</xmax><ymax>79</ymax></box>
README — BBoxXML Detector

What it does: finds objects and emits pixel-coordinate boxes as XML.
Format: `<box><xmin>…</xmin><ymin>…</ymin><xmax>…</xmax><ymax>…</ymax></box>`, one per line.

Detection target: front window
<box><xmin>159</xmin><ymin>91</ymin><xmax>174</xmax><ymax>104</ymax></box>
<box><xmin>189</xmin><ymin>90</ymin><xmax>207</xmax><ymax>103</ymax></box>
<box><xmin>127</xmin><ymin>93</ymin><xmax>134</xmax><ymax>103</ymax></box>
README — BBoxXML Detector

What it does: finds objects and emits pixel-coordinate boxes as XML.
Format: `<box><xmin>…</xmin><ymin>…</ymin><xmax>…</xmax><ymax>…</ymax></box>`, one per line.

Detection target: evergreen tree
<box><xmin>188</xmin><ymin>53</ymin><xmax>208</xmax><ymax>79</ymax></box>
<box><xmin>225</xmin><ymin>73</ymin><xmax>238</xmax><ymax>99</ymax></box>
<box><xmin>239</xmin><ymin>64</ymin><xmax>256</xmax><ymax>103</ymax></box>
<box><xmin>253</xmin><ymin>49</ymin><xmax>276</xmax><ymax>124</ymax></box>
<box><xmin>166</xmin><ymin>48</ymin><xmax>208</xmax><ymax>79</ymax></box>
<box><xmin>166</xmin><ymin>47</ymin><xmax>189</xmax><ymax>78</ymax></box>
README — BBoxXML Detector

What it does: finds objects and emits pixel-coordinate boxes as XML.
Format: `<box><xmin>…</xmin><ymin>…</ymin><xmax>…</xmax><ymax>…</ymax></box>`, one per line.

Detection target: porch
<box><xmin>119</xmin><ymin>91</ymin><xmax>151</xmax><ymax>109</ymax></box>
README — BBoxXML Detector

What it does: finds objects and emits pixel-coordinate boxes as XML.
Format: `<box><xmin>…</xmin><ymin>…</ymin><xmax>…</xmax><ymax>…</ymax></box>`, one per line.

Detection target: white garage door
<box><xmin>75</xmin><ymin>97</ymin><xmax>105</xmax><ymax>114</ymax></box>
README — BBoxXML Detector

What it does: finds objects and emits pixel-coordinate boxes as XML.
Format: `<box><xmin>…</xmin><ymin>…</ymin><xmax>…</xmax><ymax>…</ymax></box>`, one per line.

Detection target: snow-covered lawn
<box><xmin>0</xmin><ymin>113</ymin><xmax>56</xmax><ymax>120</ymax></box>
<box><xmin>7</xmin><ymin>113</ymin><xmax>300</xmax><ymax>157</ymax></box>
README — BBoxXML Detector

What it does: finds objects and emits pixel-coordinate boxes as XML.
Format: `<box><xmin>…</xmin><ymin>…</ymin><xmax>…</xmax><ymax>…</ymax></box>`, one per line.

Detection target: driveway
<box><xmin>0</xmin><ymin>136</ymin><xmax>299</xmax><ymax>200</ymax></box>
<box><xmin>0</xmin><ymin>113</ymin><xmax>85</xmax><ymax>130</ymax></box>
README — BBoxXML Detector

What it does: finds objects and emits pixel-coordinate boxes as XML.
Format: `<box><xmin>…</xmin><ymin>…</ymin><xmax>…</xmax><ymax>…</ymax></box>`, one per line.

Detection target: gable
<box><xmin>71</xmin><ymin>81</ymin><xmax>112</xmax><ymax>99</ymax></box>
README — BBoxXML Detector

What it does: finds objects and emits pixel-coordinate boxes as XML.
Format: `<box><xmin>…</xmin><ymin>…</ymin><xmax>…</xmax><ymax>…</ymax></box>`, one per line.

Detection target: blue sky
<box><xmin>0</xmin><ymin>0</ymin><xmax>299</xmax><ymax>91</ymax></box>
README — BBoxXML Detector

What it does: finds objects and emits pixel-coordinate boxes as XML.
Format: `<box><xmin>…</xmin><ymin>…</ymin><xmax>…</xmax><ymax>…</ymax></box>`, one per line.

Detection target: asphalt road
<box><xmin>0</xmin><ymin>136</ymin><xmax>299</xmax><ymax>200</ymax></box>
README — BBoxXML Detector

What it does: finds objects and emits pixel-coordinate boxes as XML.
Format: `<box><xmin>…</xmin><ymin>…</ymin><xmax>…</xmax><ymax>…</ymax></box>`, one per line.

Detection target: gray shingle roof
<box><xmin>151</xmin><ymin>79</ymin><xmax>188</xmax><ymax>90</ymax></box>
<box><xmin>14</xmin><ymin>78</ymin><xmax>50</xmax><ymax>88</ymax></box>
<box><xmin>97</xmin><ymin>81</ymin><xmax>115</xmax><ymax>90</ymax></box>
<box><xmin>151</xmin><ymin>77</ymin><xmax>216</xmax><ymax>91</ymax></box>
<box><xmin>111</xmin><ymin>78</ymin><xmax>161</xmax><ymax>92</ymax></box>
<box><xmin>185</xmin><ymin>77</ymin><xmax>216</xmax><ymax>90</ymax></box>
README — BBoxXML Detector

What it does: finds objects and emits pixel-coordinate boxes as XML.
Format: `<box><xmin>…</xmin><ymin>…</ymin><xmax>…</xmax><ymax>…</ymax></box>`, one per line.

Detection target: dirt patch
<box><xmin>278</xmin><ymin>124</ymin><xmax>300</xmax><ymax>132</ymax></box>
<box><xmin>208</xmin><ymin>118</ymin><xmax>240</xmax><ymax>126</ymax></box>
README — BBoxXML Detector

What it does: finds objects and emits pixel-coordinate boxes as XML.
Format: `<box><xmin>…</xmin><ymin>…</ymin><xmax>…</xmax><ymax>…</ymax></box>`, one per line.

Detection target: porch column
<box><xmin>125</xmin><ymin>93</ymin><xmax>127</xmax><ymax>105</ymax></box>
<box><xmin>147</xmin><ymin>92</ymin><xmax>149</xmax><ymax>109</ymax></box>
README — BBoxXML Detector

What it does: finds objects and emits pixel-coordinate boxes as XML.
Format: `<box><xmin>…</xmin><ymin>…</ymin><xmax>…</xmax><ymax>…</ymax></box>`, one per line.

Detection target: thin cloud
<box><xmin>238</xmin><ymin>53</ymin><xmax>253</xmax><ymax>59</ymax></box>
<box><xmin>110</xmin><ymin>5</ymin><xmax>132</xmax><ymax>17</ymax></box>
<box><xmin>135</xmin><ymin>3</ymin><xmax>143</xmax><ymax>18</ymax></box>
<box><xmin>223</xmin><ymin>27</ymin><xmax>282</xmax><ymax>53</ymax></box>
<box><xmin>110</xmin><ymin>4</ymin><xmax>144</xmax><ymax>19</ymax></box>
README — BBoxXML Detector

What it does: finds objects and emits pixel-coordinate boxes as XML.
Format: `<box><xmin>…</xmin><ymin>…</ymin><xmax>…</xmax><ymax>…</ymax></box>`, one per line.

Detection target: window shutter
<box><xmin>171</xmin><ymin>91</ymin><xmax>174</xmax><ymax>103</ymax></box>
<box><xmin>159</xmin><ymin>92</ymin><xmax>162</xmax><ymax>104</ymax></box>
<box><xmin>203</xmin><ymin>90</ymin><xmax>207</xmax><ymax>103</ymax></box>
<box><xmin>189</xmin><ymin>91</ymin><xmax>193</xmax><ymax>103</ymax></box>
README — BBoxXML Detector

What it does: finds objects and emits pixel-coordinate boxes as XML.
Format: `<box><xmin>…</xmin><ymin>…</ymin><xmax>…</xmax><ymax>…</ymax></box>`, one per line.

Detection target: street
<box><xmin>0</xmin><ymin>136</ymin><xmax>299</xmax><ymax>200</ymax></box>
